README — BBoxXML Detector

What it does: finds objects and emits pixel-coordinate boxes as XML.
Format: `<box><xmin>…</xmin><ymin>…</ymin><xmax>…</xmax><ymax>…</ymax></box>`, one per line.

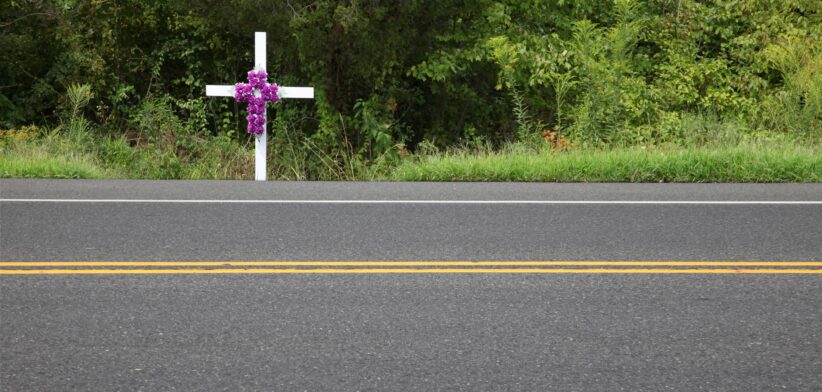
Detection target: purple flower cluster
<box><xmin>234</xmin><ymin>70</ymin><xmax>280</xmax><ymax>135</ymax></box>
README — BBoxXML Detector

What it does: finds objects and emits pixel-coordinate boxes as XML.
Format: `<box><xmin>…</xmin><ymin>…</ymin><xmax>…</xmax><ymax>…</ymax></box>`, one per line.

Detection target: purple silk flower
<box><xmin>234</xmin><ymin>70</ymin><xmax>279</xmax><ymax>135</ymax></box>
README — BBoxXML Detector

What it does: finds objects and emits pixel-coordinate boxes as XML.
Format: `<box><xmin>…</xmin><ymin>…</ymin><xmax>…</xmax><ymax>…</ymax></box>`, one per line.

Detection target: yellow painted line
<box><xmin>2</xmin><ymin>268</ymin><xmax>822</xmax><ymax>275</ymax></box>
<box><xmin>2</xmin><ymin>261</ymin><xmax>822</xmax><ymax>267</ymax></box>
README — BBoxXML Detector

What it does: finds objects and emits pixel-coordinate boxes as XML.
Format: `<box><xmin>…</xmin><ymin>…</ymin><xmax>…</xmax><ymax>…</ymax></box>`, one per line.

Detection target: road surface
<box><xmin>1</xmin><ymin>180</ymin><xmax>821</xmax><ymax>391</ymax></box>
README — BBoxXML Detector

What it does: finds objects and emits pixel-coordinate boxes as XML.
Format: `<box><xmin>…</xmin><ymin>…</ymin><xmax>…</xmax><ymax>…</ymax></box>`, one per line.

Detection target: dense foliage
<box><xmin>2</xmin><ymin>0</ymin><xmax>820</xmax><ymax>178</ymax></box>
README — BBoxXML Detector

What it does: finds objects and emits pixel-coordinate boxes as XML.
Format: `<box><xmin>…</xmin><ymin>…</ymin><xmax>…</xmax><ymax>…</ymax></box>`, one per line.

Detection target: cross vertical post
<box><xmin>254</xmin><ymin>32</ymin><xmax>267</xmax><ymax>181</ymax></box>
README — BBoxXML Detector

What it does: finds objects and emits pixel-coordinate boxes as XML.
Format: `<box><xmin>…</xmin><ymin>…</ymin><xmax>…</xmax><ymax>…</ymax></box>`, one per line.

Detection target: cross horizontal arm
<box><xmin>279</xmin><ymin>87</ymin><xmax>314</xmax><ymax>99</ymax></box>
<box><xmin>205</xmin><ymin>85</ymin><xmax>234</xmax><ymax>97</ymax></box>
<box><xmin>206</xmin><ymin>85</ymin><xmax>314</xmax><ymax>99</ymax></box>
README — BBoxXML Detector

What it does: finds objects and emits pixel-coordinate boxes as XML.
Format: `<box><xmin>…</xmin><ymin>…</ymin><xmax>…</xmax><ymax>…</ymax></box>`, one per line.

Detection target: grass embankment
<box><xmin>0</xmin><ymin>141</ymin><xmax>254</xmax><ymax>180</ymax></box>
<box><xmin>2</xmin><ymin>127</ymin><xmax>820</xmax><ymax>182</ymax></box>
<box><xmin>389</xmin><ymin>145</ymin><xmax>822</xmax><ymax>182</ymax></box>
<box><xmin>0</xmin><ymin>145</ymin><xmax>109</xmax><ymax>179</ymax></box>
<box><xmin>0</xmin><ymin>127</ymin><xmax>253</xmax><ymax>180</ymax></box>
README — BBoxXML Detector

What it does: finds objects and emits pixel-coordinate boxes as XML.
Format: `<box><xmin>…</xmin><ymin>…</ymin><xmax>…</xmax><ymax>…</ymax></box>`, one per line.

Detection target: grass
<box><xmin>0</xmin><ymin>144</ymin><xmax>110</xmax><ymax>179</ymax></box>
<box><xmin>3</xmin><ymin>83</ymin><xmax>819</xmax><ymax>183</ymax></box>
<box><xmin>2</xmin><ymin>125</ymin><xmax>820</xmax><ymax>183</ymax></box>
<box><xmin>0</xmin><ymin>127</ymin><xmax>254</xmax><ymax>181</ymax></box>
<box><xmin>388</xmin><ymin>144</ymin><xmax>822</xmax><ymax>182</ymax></box>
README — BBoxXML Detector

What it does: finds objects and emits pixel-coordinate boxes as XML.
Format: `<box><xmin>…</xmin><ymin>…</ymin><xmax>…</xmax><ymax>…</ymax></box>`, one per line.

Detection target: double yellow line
<box><xmin>2</xmin><ymin>261</ymin><xmax>822</xmax><ymax>275</ymax></box>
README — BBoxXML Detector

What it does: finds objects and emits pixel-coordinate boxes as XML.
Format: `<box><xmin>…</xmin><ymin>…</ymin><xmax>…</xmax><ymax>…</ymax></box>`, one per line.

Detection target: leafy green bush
<box><xmin>758</xmin><ymin>37</ymin><xmax>822</xmax><ymax>140</ymax></box>
<box><xmin>2</xmin><ymin>0</ymin><xmax>820</xmax><ymax>178</ymax></box>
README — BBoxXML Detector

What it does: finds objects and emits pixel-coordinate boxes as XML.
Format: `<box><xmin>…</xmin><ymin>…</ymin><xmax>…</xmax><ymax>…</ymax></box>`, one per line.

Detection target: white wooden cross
<box><xmin>206</xmin><ymin>32</ymin><xmax>314</xmax><ymax>181</ymax></box>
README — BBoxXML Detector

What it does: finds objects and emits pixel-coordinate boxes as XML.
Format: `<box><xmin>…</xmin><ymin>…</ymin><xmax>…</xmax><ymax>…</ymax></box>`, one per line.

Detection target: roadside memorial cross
<box><xmin>206</xmin><ymin>32</ymin><xmax>314</xmax><ymax>181</ymax></box>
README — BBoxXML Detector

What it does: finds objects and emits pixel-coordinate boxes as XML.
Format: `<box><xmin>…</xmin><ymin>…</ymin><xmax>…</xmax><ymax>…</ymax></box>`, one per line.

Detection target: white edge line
<box><xmin>0</xmin><ymin>199</ymin><xmax>820</xmax><ymax>205</ymax></box>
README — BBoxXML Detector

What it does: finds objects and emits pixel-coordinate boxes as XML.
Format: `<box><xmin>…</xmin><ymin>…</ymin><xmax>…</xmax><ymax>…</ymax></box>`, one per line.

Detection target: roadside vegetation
<box><xmin>391</xmin><ymin>144</ymin><xmax>821</xmax><ymax>183</ymax></box>
<box><xmin>2</xmin><ymin>1</ymin><xmax>820</xmax><ymax>182</ymax></box>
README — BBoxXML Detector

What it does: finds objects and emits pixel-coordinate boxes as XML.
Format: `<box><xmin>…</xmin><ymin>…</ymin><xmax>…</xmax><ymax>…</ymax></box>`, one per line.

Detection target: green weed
<box><xmin>389</xmin><ymin>144</ymin><xmax>821</xmax><ymax>183</ymax></box>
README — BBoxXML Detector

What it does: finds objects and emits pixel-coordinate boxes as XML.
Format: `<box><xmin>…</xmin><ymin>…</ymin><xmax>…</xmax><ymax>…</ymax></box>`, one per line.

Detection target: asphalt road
<box><xmin>1</xmin><ymin>180</ymin><xmax>821</xmax><ymax>391</ymax></box>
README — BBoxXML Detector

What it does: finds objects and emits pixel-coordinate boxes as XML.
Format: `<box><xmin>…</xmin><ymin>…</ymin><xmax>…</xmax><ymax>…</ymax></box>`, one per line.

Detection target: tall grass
<box><xmin>389</xmin><ymin>144</ymin><xmax>822</xmax><ymax>182</ymax></box>
<box><xmin>1</xmin><ymin>84</ymin><xmax>257</xmax><ymax>180</ymax></box>
<box><xmin>4</xmin><ymin>132</ymin><xmax>820</xmax><ymax>182</ymax></box>
<box><xmin>0</xmin><ymin>144</ymin><xmax>109</xmax><ymax>179</ymax></box>
<box><xmin>2</xmin><ymin>84</ymin><xmax>819</xmax><ymax>182</ymax></box>
<box><xmin>0</xmin><ymin>113</ymin><xmax>112</xmax><ymax>179</ymax></box>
